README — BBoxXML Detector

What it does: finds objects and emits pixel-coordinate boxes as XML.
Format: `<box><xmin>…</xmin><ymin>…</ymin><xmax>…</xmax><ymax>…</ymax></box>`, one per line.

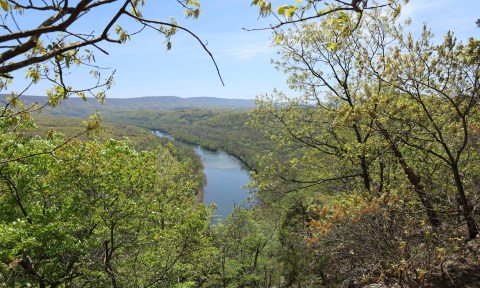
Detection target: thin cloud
<box><xmin>224</xmin><ymin>42</ymin><xmax>271</xmax><ymax>60</ymax></box>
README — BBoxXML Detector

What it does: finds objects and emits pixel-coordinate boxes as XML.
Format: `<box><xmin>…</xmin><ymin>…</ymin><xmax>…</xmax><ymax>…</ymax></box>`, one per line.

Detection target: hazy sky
<box><xmin>9</xmin><ymin>0</ymin><xmax>480</xmax><ymax>99</ymax></box>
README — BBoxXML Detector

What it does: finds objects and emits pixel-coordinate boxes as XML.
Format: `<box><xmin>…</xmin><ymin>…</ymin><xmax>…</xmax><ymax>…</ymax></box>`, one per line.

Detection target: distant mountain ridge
<box><xmin>17</xmin><ymin>95</ymin><xmax>255</xmax><ymax>117</ymax></box>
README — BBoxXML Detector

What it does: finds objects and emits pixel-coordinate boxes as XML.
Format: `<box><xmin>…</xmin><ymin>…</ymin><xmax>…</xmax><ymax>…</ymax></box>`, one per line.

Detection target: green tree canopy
<box><xmin>0</xmin><ymin>121</ymin><xmax>215</xmax><ymax>286</ymax></box>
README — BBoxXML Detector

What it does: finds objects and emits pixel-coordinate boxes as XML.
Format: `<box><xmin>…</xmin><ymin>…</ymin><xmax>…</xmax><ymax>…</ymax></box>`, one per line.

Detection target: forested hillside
<box><xmin>107</xmin><ymin>109</ymin><xmax>275</xmax><ymax>169</ymax></box>
<box><xmin>31</xmin><ymin>114</ymin><xmax>206</xmax><ymax>195</ymax></box>
<box><xmin>22</xmin><ymin>96</ymin><xmax>254</xmax><ymax>117</ymax></box>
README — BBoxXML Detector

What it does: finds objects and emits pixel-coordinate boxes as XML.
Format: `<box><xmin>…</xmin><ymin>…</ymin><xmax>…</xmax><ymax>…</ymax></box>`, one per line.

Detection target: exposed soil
<box><xmin>426</xmin><ymin>263</ymin><xmax>480</xmax><ymax>288</ymax></box>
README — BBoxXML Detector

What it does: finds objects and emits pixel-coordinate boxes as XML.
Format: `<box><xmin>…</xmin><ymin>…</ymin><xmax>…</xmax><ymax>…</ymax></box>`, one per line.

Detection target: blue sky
<box><xmin>9</xmin><ymin>0</ymin><xmax>480</xmax><ymax>99</ymax></box>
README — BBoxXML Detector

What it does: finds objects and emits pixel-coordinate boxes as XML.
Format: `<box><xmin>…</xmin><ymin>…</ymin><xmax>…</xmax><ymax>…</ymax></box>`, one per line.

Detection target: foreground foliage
<box><xmin>248</xmin><ymin>8</ymin><xmax>480</xmax><ymax>287</ymax></box>
<box><xmin>0</xmin><ymin>112</ymin><xmax>215</xmax><ymax>287</ymax></box>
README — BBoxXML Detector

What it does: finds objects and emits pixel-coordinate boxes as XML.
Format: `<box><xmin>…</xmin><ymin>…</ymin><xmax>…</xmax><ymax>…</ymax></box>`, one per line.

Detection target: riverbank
<box><xmin>106</xmin><ymin>109</ymin><xmax>274</xmax><ymax>171</ymax></box>
<box><xmin>153</xmin><ymin>130</ymin><xmax>251</xmax><ymax>219</ymax></box>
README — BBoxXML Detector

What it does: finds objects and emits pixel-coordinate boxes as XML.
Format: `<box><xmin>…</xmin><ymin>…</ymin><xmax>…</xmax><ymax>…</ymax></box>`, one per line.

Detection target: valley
<box><xmin>2</xmin><ymin>2</ymin><xmax>480</xmax><ymax>286</ymax></box>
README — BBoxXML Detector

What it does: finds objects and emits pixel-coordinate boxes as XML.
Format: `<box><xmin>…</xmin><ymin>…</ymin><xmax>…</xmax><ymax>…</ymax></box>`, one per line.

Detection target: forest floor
<box><xmin>427</xmin><ymin>263</ymin><xmax>480</xmax><ymax>287</ymax></box>
<box><xmin>427</xmin><ymin>237</ymin><xmax>480</xmax><ymax>287</ymax></box>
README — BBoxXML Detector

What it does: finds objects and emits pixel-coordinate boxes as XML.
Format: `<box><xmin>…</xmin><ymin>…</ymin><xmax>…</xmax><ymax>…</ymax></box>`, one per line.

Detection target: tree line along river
<box><xmin>153</xmin><ymin>130</ymin><xmax>251</xmax><ymax>221</ymax></box>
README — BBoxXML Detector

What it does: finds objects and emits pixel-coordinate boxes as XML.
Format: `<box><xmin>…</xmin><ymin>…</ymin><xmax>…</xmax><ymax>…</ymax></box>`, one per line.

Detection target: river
<box><xmin>153</xmin><ymin>131</ymin><xmax>251</xmax><ymax>220</ymax></box>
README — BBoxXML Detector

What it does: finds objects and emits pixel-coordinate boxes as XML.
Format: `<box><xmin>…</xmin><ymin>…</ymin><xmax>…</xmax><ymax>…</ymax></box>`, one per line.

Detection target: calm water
<box><xmin>153</xmin><ymin>131</ymin><xmax>251</xmax><ymax>220</ymax></box>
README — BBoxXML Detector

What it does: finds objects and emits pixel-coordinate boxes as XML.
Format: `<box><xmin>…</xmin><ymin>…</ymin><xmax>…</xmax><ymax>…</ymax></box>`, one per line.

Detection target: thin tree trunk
<box><xmin>452</xmin><ymin>165</ymin><xmax>478</xmax><ymax>239</ymax></box>
<box><xmin>360</xmin><ymin>155</ymin><xmax>372</xmax><ymax>192</ymax></box>
<box><xmin>378</xmin><ymin>124</ymin><xmax>441</xmax><ymax>227</ymax></box>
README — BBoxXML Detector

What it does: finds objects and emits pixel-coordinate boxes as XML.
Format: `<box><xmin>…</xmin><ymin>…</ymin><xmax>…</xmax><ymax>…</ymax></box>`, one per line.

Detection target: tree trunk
<box><xmin>452</xmin><ymin>164</ymin><xmax>478</xmax><ymax>239</ymax></box>
<box><xmin>360</xmin><ymin>155</ymin><xmax>372</xmax><ymax>192</ymax></box>
<box><xmin>378</xmin><ymin>124</ymin><xmax>441</xmax><ymax>227</ymax></box>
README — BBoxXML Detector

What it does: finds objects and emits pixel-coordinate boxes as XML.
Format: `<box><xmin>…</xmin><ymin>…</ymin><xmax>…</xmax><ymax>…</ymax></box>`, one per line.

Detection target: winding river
<box><xmin>153</xmin><ymin>131</ymin><xmax>251</xmax><ymax>220</ymax></box>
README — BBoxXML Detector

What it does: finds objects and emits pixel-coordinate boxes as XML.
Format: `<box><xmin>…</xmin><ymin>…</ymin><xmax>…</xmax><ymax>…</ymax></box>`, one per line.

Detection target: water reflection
<box><xmin>153</xmin><ymin>131</ymin><xmax>250</xmax><ymax>220</ymax></box>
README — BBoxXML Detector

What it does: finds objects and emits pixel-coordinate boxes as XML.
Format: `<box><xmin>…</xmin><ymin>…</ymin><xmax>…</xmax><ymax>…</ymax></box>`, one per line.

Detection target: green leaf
<box><xmin>325</xmin><ymin>41</ymin><xmax>337</xmax><ymax>51</ymax></box>
<box><xmin>277</xmin><ymin>5</ymin><xmax>288</xmax><ymax>15</ymax></box>
<box><xmin>275</xmin><ymin>34</ymin><xmax>283</xmax><ymax>44</ymax></box>
<box><xmin>285</xmin><ymin>6</ymin><xmax>298</xmax><ymax>18</ymax></box>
